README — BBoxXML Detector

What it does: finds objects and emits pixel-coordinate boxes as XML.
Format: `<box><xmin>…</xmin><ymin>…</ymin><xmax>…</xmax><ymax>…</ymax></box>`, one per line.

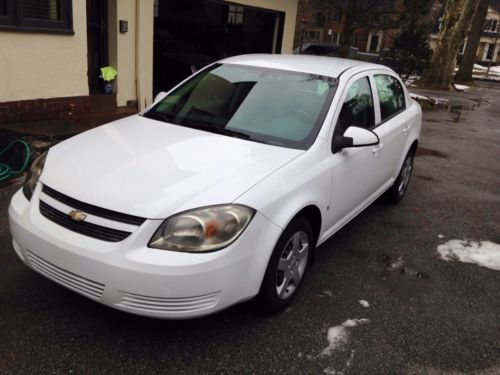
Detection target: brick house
<box><xmin>293</xmin><ymin>0</ymin><xmax>439</xmax><ymax>55</ymax></box>
<box><xmin>293</xmin><ymin>0</ymin><xmax>403</xmax><ymax>54</ymax></box>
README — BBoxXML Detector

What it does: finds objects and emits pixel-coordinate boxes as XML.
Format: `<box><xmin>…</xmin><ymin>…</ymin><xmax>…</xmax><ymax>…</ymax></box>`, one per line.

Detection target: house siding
<box><xmin>0</xmin><ymin>1</ymin><xmax>88</xmax><ymax>103</ymax></box>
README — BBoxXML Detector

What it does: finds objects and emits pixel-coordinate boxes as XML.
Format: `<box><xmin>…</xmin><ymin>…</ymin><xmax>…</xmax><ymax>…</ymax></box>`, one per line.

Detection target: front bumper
<box><xmin>8</xmin><ymin>187</ymin><xmax>282</xmax><ymax>319</ymax></box>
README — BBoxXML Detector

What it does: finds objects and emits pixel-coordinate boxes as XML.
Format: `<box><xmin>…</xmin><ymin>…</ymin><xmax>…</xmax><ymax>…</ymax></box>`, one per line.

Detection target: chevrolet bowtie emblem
<box><xmin>68</xmin><ymin>210</ymin><xmax>87</xmax><ymax>222</ymax></box>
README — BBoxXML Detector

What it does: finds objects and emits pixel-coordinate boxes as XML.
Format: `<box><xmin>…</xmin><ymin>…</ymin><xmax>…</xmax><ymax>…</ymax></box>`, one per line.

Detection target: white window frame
<box><xmin>459</xmin><ymin>39</ymin><xmax>467</xmax><ymax>54</ymax></box>
<box><xmin>482</xmin><ymin>42</ymin><xmax>499</xmax><ymax>62</ymax></box>
<box><xmin>366</xmin><ymin>31</ymin><xmax>383</xmax><ymax>53</ymax></box>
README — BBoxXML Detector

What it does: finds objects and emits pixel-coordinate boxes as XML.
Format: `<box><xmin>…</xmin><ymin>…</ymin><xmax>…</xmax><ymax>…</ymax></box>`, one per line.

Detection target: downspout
<box><xmin>135</xmin><ymin>0</ymin><xmax>143</xmax><ymax>110</ymax></box>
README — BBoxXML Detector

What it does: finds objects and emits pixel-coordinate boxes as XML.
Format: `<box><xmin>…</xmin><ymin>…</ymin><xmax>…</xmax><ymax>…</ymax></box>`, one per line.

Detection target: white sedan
<box><xmin>9</xmin><ymin>54</ymin><xmax>421</xmax><ymax>318</ymax></box>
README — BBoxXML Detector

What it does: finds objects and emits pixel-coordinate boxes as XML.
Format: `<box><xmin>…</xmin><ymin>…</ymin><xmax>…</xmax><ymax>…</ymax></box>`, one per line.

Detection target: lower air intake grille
<box><xmin>26</xmin><ymin>250</ymin><xmax>105</xmax><ymax>300</ymax></box>
<box><xmin>39</xmin><ymin>200</ymin><xmax>131</xmax><ymax>242</ymax></box>
<box><xmin>118</xmin><ymin>291</ymin><xmax>221</xmax><ymax>313</ymax></box>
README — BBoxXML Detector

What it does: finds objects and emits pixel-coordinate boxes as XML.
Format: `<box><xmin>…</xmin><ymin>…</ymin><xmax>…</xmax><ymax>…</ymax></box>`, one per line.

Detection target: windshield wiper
<box><xmin>185</xmin><ymin>123</ymin><xmax>251</xmax><ymax>140</ymax></box>
<box><xmin>142</xmin><ymin>113</ymin><xmax>251</xmax><ymax>140</ymax></box>
<box><xmin>141</xmin><ymin>111</ymin><xmax>172</xmax><ymax>123</ymax></box>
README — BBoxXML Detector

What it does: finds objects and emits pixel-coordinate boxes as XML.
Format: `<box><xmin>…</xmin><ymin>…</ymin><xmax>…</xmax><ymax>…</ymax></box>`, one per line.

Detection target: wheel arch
<box><xmin>410</xmin><ymin>139</ymin><xmax>419</xmax><ymax>155</ymax></box>
<box><xmin>292</xmin><ymin>205</ymin><xmax>322</xmax><ymax>248</ymax></box>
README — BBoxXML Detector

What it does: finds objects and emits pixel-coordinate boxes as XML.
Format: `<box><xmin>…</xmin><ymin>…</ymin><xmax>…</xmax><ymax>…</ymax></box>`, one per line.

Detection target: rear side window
<box><xmin>374</xmin><ymin>74</ymin><xmax>405</xmax><ymax>121</ymax></box>
<box><xmin>336</xmin><ymin>77</ymin><xmax>375</xmax><ymax>135</ymax></box>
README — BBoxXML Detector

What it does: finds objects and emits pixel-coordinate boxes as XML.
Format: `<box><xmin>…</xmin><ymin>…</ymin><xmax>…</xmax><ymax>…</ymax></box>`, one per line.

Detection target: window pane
<box><xmin>337</xmin><ymin>77</ymin><xmax>375</xmax><ymax>133</ymax></box>
<box><xmin>369</xmin><ymin>35</ymin><xmax>379</xmax><ymax>52</ymax></box>
<box><xmin>374</xmin><ymin>74</ymin><xmax>405</xmax><ymax>121</ymax></box>
<box><xmin>23</xmin><ymin>0</ymin><xmax>62</xmax><ymax>20</ymax></box>
<box><xmin>149</xmin><ymin>64</ymin><xmax>337</xmax><ymax>149</ymax></box>
<box><xmin>0</xmin><ymin>0</ymin><xmax>6</xmax><ymax>16</ymax></box>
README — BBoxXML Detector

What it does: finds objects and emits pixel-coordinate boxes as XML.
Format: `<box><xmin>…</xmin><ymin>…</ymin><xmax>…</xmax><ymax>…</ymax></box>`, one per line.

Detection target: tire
<box><xmin>258</xmin><ymin>217</ymin><xmax>314</xmax><ymax>313</ymax></box>
<box><xmin>385</xmin><ymin>148</ymin><xmax>415</xmax><ymax>204</ymax></box>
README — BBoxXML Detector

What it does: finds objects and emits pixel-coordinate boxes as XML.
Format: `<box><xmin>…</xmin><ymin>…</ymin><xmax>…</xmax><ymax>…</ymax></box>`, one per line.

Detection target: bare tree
<box><xmin>455</xmin><ymin>0</ymin><xmax>490</xmax><ymax>82</ymax></box>
<box><xmin>310</xmin><ymin>0</ymin><xmax>433</xmax><ymax>58</ymax></box>
<box><xmin>421</xmin><ymin>0</ymin><xmax>479</xmax><ymax>88</ymax></box>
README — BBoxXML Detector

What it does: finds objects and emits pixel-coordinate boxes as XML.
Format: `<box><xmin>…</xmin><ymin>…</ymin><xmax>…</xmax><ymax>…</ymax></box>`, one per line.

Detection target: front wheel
<box><xmin>258</xmin><ymin>217</ymin><xmax>314</xmax><ymax>313</ymax></box>
<box><xmin>386</xmin><ymin>148</ymin><xmax>415</xmax><ymax>204</ymax></box>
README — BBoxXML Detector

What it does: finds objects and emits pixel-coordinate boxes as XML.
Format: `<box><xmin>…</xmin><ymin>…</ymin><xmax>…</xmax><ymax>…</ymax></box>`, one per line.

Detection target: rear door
<box><xmin>369</xmin><ymin>72</ymin><xmax>410</xmax><ymax>185</ymax></box>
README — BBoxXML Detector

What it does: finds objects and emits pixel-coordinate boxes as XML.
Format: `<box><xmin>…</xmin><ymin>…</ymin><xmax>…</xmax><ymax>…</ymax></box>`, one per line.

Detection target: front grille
<box><xmin>40</xmin><ymin>200</ymin><xmax>131</xmax><ymax>242</ymax></box>
<box><xmin>117</xmin><ymin>291</ymin><xmax>221</xmax><ymax>313</ymax></box>
<box><xmin>42</xmin><ymin>185</ymin><xmax>146</xmax><ymax>226</ymax></box>
<box><xmin>26</xmin><ymin>250</ymin><xmax>105</xmax><ymax>300</ymax></box>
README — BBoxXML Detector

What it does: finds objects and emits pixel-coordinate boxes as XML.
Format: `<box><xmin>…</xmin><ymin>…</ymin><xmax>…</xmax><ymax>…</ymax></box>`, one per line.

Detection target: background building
<box><xmin>293</xmin><ymin>0</ymin><xmax>402</xmax><ymax>55</ymax></box>
<box><xmin>0</xmin><ymin>0</ymin><xmax>298</xmax><ymax>127</ymax></box>
<box><xmin>430</xmin><ymin>1</ymin><xmax>500</xmax><ymax>65</ymax></box>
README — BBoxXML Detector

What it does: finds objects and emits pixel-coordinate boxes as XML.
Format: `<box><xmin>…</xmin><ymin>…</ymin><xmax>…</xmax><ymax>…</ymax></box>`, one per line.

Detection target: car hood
<box><xmin>40</xmin><ymin>115</ymin><xmax>303</xmax><ymax>219</ymax></box>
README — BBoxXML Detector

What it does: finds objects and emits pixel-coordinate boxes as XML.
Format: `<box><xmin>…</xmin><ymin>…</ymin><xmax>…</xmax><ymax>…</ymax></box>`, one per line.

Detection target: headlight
<box><xmin>149</xmin><ymin>205</ymin><xmax>255</xmax><ymax>252</ymax></box>
<box><xmin>23</xmin><ymin>151</ymin><xmax>47</xmax><ymax>201</ymax></box>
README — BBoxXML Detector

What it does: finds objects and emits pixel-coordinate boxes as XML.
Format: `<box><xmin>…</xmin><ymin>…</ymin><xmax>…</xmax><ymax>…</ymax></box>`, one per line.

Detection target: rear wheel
<box><xmin>258</xmin><ymin>217</ymin><xmax>313</xmax><ymax>313</ymax></box>
<box><xmin>386</xmin><ymin>148</ymin><xmax>415</xmax><ymax>204</ymax></box>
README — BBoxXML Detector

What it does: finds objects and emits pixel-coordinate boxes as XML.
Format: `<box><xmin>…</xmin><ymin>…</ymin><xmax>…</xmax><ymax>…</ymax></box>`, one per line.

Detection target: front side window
<box><xmin>0</xmin><ymin>0</ymin><xmax>73</xmax><ymax>34</ymax></box>
<box><xmin>145</xmin><ymin>64</ymin><xmax>338</xmax><ymax>150</ymax></box>
<box><xmin>336</xmin><ymin>77</ymin><xmax>375</xmax><ymax>135</ymax></box>
<box><xmin>374</xmin><ymin>74</ymin><xmax>405</xmax><ymax>121</ymax></box>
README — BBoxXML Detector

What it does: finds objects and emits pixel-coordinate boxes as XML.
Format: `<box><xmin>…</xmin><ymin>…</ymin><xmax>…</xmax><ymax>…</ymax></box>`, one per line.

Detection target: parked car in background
<box><xmin>9</xmin><ymin>55</ymin><xmax>421</xmax><ymax>319</ymax></box>
<box><xmin>293</xmin><ymin>42</ymin><xmax>340</xmax><ymax>56</ymax></box>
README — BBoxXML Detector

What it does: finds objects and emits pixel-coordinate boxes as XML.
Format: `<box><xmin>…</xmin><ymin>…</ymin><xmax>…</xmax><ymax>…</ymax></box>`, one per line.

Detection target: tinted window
<box><xmin>336</xmin><ymin>77</ymin><xmax>375</xmax><ymax>135</ymax></box>
<box><xmin>374</xmin><ymin>74</ymin><xmax>405</xmax><ymax>121</ymax></box>
<box><xmin>145</xmin><ymin>64</ymin><xmax>338</xmax><ymax>150</ymax></box>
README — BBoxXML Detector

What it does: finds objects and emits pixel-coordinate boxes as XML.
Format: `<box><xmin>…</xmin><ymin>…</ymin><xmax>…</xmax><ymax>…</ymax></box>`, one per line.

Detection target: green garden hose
<box><xmin>0</xmin><ymin>140</ymin><xmax>31</xmax><ymax>182</ymax></box>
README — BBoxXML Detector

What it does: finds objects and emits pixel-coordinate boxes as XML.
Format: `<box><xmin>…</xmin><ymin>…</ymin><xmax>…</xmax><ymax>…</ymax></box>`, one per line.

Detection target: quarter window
<box><xmin>336</xmin><ymin>77</ymin><xmax>375</xmax><ymax>135</ymax></box>
<box><xmin>374</xmin><ymin>74</ymin><xmax>406</xmax><ymax>121</ymax></box>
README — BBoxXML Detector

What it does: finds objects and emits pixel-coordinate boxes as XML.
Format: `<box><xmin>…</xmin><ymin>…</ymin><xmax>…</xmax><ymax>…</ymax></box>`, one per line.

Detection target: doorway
<box><xmin>153</xmin><ymin>0</ymin><xmax>284</xmax><ymax>95</ymax></box>
<box><xmin>87</xmin><ymin>0</ymin><xmax>109</xmax><ymax>93</ymax></box>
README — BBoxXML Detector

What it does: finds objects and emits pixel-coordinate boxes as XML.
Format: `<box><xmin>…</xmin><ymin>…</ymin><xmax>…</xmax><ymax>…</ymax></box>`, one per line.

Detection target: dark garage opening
<box><xmin>153</xmin><ymin>0</ymin><xmax>285</xmax><ymax>95</ymax></box>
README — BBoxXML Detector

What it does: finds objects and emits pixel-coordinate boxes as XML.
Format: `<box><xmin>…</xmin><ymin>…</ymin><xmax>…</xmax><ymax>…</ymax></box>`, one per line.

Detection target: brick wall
<box><xmin>0</xmin><ymin>96</ymin><xmax>90</xmax><ymax>125</ymax></box>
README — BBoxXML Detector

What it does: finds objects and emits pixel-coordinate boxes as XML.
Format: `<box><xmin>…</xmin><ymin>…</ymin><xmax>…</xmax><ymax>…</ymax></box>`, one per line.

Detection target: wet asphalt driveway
<box><xmin>0</xmin><ymin>83</ymin><xmax>499</xmax><ymax>374</ymax></box>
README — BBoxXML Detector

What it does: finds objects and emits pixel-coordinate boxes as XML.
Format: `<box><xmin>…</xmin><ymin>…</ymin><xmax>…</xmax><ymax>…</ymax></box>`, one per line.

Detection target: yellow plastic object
<box><xmin>100</xmin><ymin>66</ymin><xmax>118</xmax><ymax>82</ymax></box>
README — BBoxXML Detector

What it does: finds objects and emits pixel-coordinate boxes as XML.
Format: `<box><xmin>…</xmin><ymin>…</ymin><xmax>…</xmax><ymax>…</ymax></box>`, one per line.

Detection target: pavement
<box><xmin>0</xmin><ymin>82</ymin><xmax>499</xmax><ymax>374</ymax></box>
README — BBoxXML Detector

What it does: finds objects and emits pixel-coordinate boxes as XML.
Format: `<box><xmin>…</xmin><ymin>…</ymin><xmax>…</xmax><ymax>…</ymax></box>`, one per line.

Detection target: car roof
<box><xmin>220</xmin><ymin>54</ymin><xmax>385</xmax><ymax>78</ymax></box>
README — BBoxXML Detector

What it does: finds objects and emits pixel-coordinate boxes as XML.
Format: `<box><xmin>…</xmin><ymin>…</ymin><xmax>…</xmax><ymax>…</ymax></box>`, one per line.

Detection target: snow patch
<box><xmin>429</xmin><ymin>97</ymin><xmax>449</xmax><ymax>105</ymax></box>
<box><xmin>438</xmin><ymin>234</ymin><xmax>445</xmax><ymax>239</ymax></box>
<box><xmin>318</xmin><ymin>290</ymin><xmax>334</xmax><ymax>298</ymax></box>
<box><xmin>489</xmin><ymin>65</ymin><xmax>500</xmax><ymax>74</ymax></box>
<box><xmin>358</xmin><ymin>300</ymin><xmax>370</xmax><ymax>308</ymax></box>
<box><xmin>323</xmin><ymin>350</ymin><xmax>356</xmax><ymax>375</ymax></box>
<box><xmin>319</xmin><ymin>319</ymin><xmax>370</xmax><ymax>357</ymax></box>
<box><xmin>453</xmin><ymin>84</ymin><xmax>470</xmax><ymax>92</ymax></box>
<box><xmin>437</xmin><ymin>240</ymin><xmax>500</xmax><ymax>271</ymax></box>
<box><xmin>472</xmin><ymin>74</ymin><xmax>500</xmax><ymax>81</ymax></box>
<box><xmin>410</xmin><ymin>93</ymin><xmax>429</xmax><ymax>101</ymax></box>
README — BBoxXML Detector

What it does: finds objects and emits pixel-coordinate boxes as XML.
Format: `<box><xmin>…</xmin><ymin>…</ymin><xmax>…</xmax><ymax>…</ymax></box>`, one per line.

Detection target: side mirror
<box><xmin>332</xmin><ymin>126</ymin><xmax>379</xmax><ymax>153</ymax></box>
<box><xmin>154</xmin><ymin>91</ymin><xmax>167</xmax><ymax>103</ymax></box>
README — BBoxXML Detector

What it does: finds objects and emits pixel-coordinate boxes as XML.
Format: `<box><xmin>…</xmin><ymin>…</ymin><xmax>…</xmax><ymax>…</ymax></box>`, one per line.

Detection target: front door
<box><xmin>87</xmin><ymin>0</ymin><xmax>108</xmax><ymax>93</ymax></box>
<box><xmin>325</xmin><ymin>75</ymin><xmax>384</xmax><ymax>232</ymax></box>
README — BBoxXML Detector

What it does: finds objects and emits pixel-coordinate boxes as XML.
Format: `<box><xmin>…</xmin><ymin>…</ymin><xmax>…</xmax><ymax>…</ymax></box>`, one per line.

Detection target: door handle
<box><xmin>372</xmin><ymin>143</ymin><xmax>384</xmax><ymax>155</ymax></box>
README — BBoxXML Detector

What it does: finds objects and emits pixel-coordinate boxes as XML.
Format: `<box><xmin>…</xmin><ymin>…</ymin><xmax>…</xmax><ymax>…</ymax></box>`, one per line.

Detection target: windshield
<box><xmin>144</xmin><ymin>63</ymin><xmax>338</xmax><ymax>149</ymax></box>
